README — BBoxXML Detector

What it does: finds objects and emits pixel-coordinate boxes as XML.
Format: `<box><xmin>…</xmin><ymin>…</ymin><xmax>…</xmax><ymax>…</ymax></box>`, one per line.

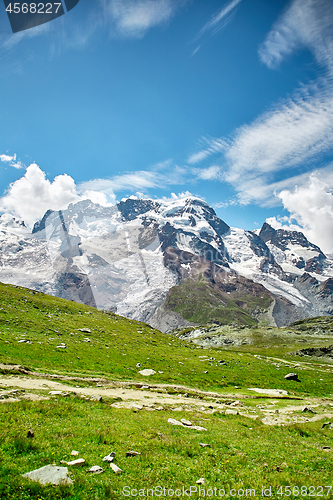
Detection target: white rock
<box><xmin>22</xmin><ymin>465</ymin><xmax>72</xmax><ymax>485</ymax></box>
<box><xmin>138</xmin><ymin>369</ymin><xmax>156</xmax><ymax>376</ymax></box>
<box><xmin>110</xmin><ymin>463</ymin><xmax>122</xmax><ymax>474</ymax></box>
<box><xmin>248</xmin><ymin>388</ymin><xmax>288</xmax><ymax>396</ymax></box>
<box><xmin>70</xmin><ymin>450</ymin><xmax>79</xmax><ymax>456</ymax></box>
<box><xmin>180</xmin><ymin>419</ymin><xmax>192</xmax><ymax>426</ymax></box>
<box><xmin>87</xmin><ymin>465</ymin><xmax>104</xmax><ymax>474</ymax></box>
<box><xmin>168</xmin><ymin>418</ymin><xmax>183</xmax><ymax>426</ymax></box>
<box><xmin>103</xmin><ymin>452</ymin><xmax>115</xmax><ymax>462</ymax></box>
<box><xmin>192</xmin><ymin>425</ymin><xmax>207</xmax><ymax>431</ymax></box>
<box><xmin>49</xmin><ymin>391</ymin><xmax>63</xmax><ymax>396</ymax></box>
<box><xmin>196</xmin><ymin>478</ymin><xmax>205</xmax><ymax>485</ymax></box>
<box><xmin>67</xmin><ymin>458</ymin><xmax>85</xmax><ymax>466</ymax></box>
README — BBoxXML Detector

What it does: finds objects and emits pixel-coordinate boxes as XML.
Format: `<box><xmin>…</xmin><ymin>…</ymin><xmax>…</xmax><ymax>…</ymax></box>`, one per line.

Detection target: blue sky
<box><xmin>1</xmin><ymin>0</ymin><xmax>333</xmax><ymax>251</ymax></box>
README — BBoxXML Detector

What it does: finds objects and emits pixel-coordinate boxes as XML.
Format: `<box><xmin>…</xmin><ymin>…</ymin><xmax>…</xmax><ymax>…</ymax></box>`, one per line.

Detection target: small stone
<box><xmin>27</xmin><ymin>429</ymin><xmax>34</xmax><ymax>438</ymax></box>
<box><xmin>302</xmin><ymin>407</ymin><xmax>315</xmax><ymax>413</ymax></box>
<box><xmin>138</xmin><ymin>369</ymin><xmax>156</xmax><ymax>376</ymax></box>
<box><xmin>199</xmin><ymin>443</ymin><xmax>210</xmax><ymax>447</ymax></box>
<box><xmin>168</xmin><ymin>418</ymin><xmax>183</xmax><ymax>426</ymax></box>
<box><xmin>78</xmin><ymin>328</ymin><xmax>91</xmax><ymax>333</ymax></box>
<box><xmin>126</xmin><ymin>451</ymin><xmax>141</xmax><ymax>457</ymax></box>
<box><xmin>225</xmin><ymin>409</ymin><xmax>238</xmax><ymax>415</ymax></box>
<box><xmin>136</xmin><ymin>363</ymin><xmax>141</xmax><ymax>367</ymax></box>
<box><xmin>110</xmin><ymin>463</ymin><xmax>122</xmax><ymax>473</ymax></box>
<box><xmin>284</xmin><ymin>373</ymin><xmax>300</xmax><ymax>381</ymax></box>
<box><xmin>180</xmin><ymin>419</ymin><xmax>192</xmax><ymax>426</ymax></box>
<box><xmin>87</xmin><ymin>465</ymin><xmax>104</xmax><ymax>474</ymax></box>
<box><xmin>90</xmin><ymin>395</ymin><xmax>103</xmax><ymax>402</ymax></box>
<box><xmin>22</xmin><ymin>465</ymin><xmax>72</xmax><ymax>485</ymax></box>
<box><xmin>322</xmin><ymin>422</ymin><xmax>332</xmax><ymax>429</ymax></box>
<box><xmin>67</xmin><ymin>458</ymin><xmax>85</xmax><ymax>467</ymax></box>
<box><xmin>132</xmin><ymin>403</ymin><xmax>143</xmax><ymax>410</ymax></box>
<box><xmin>103</xmin><ymin>452</ymin><xmax>116</xmax><ymax>462</ymax></box>
<box><xmin>192</xmin><ymin>425</ymin><xmax>207</xmax><ymax>431</ymax></box>
<box><xmin>196</xmin><ymin>478</ymin><xmax>205</xmax><ymax>485</ymax></box>
<box><xmin>322</xmin><ymin>446</ymin><xmax>331</xmax><ymax>450</ymax></box>
<box><xmin>70</xmin><ymin>450</ymin><xmax>79</xmax><ymax>456</ymax></box>
<box><xmin>49</xmin><ymin>391</ymin><xmax>63</xmax><ymax>396</ymax></box>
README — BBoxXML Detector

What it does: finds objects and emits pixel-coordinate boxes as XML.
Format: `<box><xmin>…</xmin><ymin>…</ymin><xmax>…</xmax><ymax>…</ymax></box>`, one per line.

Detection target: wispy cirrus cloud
<box><xmin>103</xmin><ymin>0</ymin><xmax>183</xmax><ymax>39</ymax></box>
<box><xmin>258</xmin><ymin>0</ymin><xmax>333</xmax><ymax>71</ymax></box>
<box><xmin>194</xmin><ymin>0</ymin><xmax>242</xmax><ymax>40</ymax></box>
<box><xmin>187</xmin><ymin>137</ymin><xmax>228</xmax><ymax>164</ymax></box>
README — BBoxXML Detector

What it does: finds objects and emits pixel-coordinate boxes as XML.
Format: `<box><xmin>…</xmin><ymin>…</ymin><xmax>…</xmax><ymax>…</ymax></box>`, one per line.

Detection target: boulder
<box><xmin>284</xmin><ymin>373</ymin><xmax>300</xmax><ymax>381</ymax></box>
<box><xmin>22</xmin><ymin>465</ymin><xmax>72</xmax><ymax>485</ymax></box>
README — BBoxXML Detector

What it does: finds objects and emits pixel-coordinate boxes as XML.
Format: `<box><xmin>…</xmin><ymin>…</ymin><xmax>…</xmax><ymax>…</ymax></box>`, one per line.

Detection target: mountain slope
<box><xmin>0</xmin><ymin>196</ymin><xmax>332</xmax><ymax>330</ymax></box>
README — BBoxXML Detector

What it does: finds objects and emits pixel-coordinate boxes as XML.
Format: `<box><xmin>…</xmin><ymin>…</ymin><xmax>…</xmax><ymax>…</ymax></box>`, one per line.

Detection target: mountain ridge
<box><xmin>0</xmin><ymin>196</ymin><xmax>332</xmax><ymax>331</ymax></box>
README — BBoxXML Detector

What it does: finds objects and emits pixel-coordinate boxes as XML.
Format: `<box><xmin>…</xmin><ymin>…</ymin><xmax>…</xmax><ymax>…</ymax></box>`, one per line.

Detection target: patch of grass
<box><xmin>0</xmin><ymin>398</ymin><xmax>332</xmax><ymax>499</ymax></box>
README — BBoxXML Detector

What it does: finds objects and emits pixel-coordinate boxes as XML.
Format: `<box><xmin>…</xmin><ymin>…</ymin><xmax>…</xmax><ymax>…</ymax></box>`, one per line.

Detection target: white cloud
<box><xmin>103</xmin><ymin>0</ymin><xmax>183</xmax><ymax>38</ymax></box>
<box><xmin>196</xmin><ymin>165</ymin><xmax>221</xmax><ymax>181</ymax></box>
<box><xmin>188</xmin><ymin>137</ymin><xmax>227</xmax><ymax>164</ymax></box>
<box><xmin>259</xmin><ymin>0</ymin><xmax>333</xmax><ymax>71</ymax></box>
<box><xmin>195</xmin><ymin>0</ymin><xmax>242</xmax><ymax>40</ymax></box>
<box><xmin>0</xmin><ymin>153</ymin><xmax>24</xmax><ymax>169</ymax></box>
<box><xmin>266</xmin><ymin>173</ymin><xmax>333</xmax><ymax>253</ymax></box>
<box><xmin>0</xmin><ymin>164</ymin><xmax>115</xmax><ymax>228</ymax></box>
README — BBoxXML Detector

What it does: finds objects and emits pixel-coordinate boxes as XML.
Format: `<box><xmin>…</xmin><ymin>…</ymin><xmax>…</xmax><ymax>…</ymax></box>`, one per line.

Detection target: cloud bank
<box><xmin>0</xmin><ymin>164</ymin><xmax>115</xmax><ymax>228</ymax></box>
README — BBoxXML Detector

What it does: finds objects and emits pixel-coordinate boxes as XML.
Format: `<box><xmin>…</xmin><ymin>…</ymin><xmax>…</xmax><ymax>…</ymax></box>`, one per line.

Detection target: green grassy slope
<box><xmin>164</xmin><ymin>278</ymin><xmax>271</xmax><ymax>327</ymax></box>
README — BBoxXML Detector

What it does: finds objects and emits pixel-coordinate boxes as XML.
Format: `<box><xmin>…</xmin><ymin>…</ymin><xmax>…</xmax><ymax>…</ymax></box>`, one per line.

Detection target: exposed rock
<box><xmin>168</xmin><ymin>418</ymin><xmax>183</xmax><ymax>426</ymax></box>
<box><xmin>180</xmin><ymin>419</ymin><xmax>193</xmax><ymax>426</ymax></box>
<box><xmin>284</xmin><ymin>373</ymin><xmax>300</xmax><ymax>381</ymax></box>
<box><xmin>110</xmin><ymin>463</ymin><xmax>122</xmax><ymax>474</ymax></box>
<box><xmin>90</xmin><ymin>395</ymin><xmax>103</xmax><ymax>402</ymax></box>
<box><xmin>225</xmin><ymin>409</ymin><xmax>238</xmax><ymax>415</ymax></box>
<box><xmin>78</xmin><ymin>328</ymin><xmax>91</xmax><ymax>333</ymax></box>
<box><xmin>126</xmin><ymin>451</ymin><xmax>141</xmax><ymax>457</ymax></box>
<box><xmin>196</xmin><ymin>478</ymin><xmax>205</xmax><ymax>485</ymax></box>
<box><xmin>87</xmin><ymin>465</ymin><xmax>104</xmax><ymax>474</ymax></box>
<box><xmin>322</xmin><ymin>422</ymin><xmax>332</xmax><ymax>429</ymax></box>
<box><xmin>27</xmin><ymin>429</ymin><xmax>34</xmax><ymax>438</ymax></box>
<box><xmin>248</xmin><ymin>388</ymin><xmax>288</xmax><ymax>396</ymax></box>
<box><xmin>103</xmin><ymin>452</ymin><xmax>115</xmax><ymax>462</ymax></box>
<box><xmin>138</xmin><ymin>369</ymin><xmax>156</xmax><ymax>376</ymax></box>
<box><xmin>66</xmin><ymin>458</ymin><xmax>85</xmax><ymax>467</ymax></box>
<box><xmin>199</xmin><ymin>443</ymin><xmax>210</xmax><ymax>447</ymax></box>
<box><xmin>70</xmin><ymin>450</ymin><xmax>79</xmax><ymax>456</ymax></box>
<box><xmin>22</xmin><ymin>465</ymin><xmax>72</xmax><ymax>485</ymax></box>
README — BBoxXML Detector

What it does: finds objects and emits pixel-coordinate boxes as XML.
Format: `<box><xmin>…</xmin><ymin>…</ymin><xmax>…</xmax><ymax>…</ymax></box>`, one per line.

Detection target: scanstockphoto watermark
<box><xmin>3</xmin><ymin>0</ymin><xmax>80</xmax><ymax>33</ymax></box>
<box><xmin>122</xmin><ymin>485</ymin><xmax>257</xmax><ymax>498</ymax></box>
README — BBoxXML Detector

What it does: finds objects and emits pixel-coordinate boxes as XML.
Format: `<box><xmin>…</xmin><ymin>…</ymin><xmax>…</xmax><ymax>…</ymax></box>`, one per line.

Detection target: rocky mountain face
<box><xmin>0</xmin><ymin>197</ymin><xmax>332</xmax><ymax>332</ymax></box>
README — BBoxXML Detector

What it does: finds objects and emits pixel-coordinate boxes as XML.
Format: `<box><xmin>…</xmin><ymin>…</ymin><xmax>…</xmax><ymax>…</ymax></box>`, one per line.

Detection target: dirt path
<box><xmin>1</xmin><ymin>373</ymin><xmax>333</xmax><ymax>426</ymax></box>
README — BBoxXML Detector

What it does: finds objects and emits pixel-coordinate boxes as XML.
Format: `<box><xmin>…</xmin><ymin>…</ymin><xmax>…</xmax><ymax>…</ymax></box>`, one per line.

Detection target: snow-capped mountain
<box><xmin>0</xmin><ymin>197</ymin><xmax>332</xmax><ymax>331</ymax></box>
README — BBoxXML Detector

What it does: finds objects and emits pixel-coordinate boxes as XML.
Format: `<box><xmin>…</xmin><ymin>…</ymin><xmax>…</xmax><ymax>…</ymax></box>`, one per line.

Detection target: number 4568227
<box><xmin>6</xmin><ymin>3</ymin><xmax>62</xmax><ymax>14</ymax></box>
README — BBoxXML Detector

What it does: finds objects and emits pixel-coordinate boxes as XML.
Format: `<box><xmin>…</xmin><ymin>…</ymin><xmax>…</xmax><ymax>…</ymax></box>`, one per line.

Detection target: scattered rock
<box><xmin>22</xmin><ymin>465</ymin><xmax>72</xmax><ymax>485</ymax></box>
<box><xmin>103</xmin><ymin>452</ymin><xmax>115</xmax><ymax>462</ymax></box>
<box><xmin>126</xmin><ymin>451</ymin><xmax>141</xmax><ymax>457</ymax></box>
<box><xmin>87</xmin><ymin>465</ymin><xmax>104</xmax><ymax>474</ymax></box>
<box><xmin>78</xmin><ymin>328</ymin><xmax>91</xmax><ymax>333</ymax></box>
<box><xmin>132</xmin><ymin>403</ymin><xmax>143</xmax><ymax>410</ymax></box>
<box><xmin>138</xmin><ymin>369</ymin><xmax>156</xmax><ymax>376</ymax></box>
<box><xmin>196</xmin><ymin>478</ymin><xmax>205</xmax><ymax>485</ymax></box>
<box><xmin>302</xmin><ymin>407</ymin><xmax>315</xmax><ymax>413</ymax></box>
<box><xmin>136</xmin><ymin>363</ymin><xmax>141</xmax><ymax>368</ymax></box>
<box><xmin>192</xmin><ymin>425</ymin><xmax>207</xmax><ymax>431</ymax></box>
<box><xmin>322</xmin><ymin>422</ymin><xmax>332</xmax><ymax>429</ymax></box>
<box><xmin>27</xmin><ymin>429</ymin><xmax>34</xmax><ymax>438</ymax></box>
<box><xmin>284</xmin><ymin>373</ymin><xmax>300</xmax><ymax>381</ymax></box>
<box><xmin>180</xmin><ymin>419</ymin><xmax>193</xmax><ymax>426</ymax></box>
<box><xmin>155</xmin><ymin>406</ymin><xmax>164</xmax><ymax>411</ymax></box>
<box><xmin>49</xmin><ymin>391</ymin><xmax>63</xmax><ymax>396</ymax></box>
<box><xmin>90</xmin><ymin>395</ymin><xmax>103</xmax><ymax>402</ymax></box>
<box><xmin>199</xmin><ymin>443</ymin><xmax>210</xmax><ymax>447</ymax></box>
<box><xmin>322</xmin><ymin>446</ymin><xmax>331</xmax><ymax>451</ymax></box>
<box><xmin>225</xmin><ymin>409</ymin><xmax>238</xmax><ymax>415</ymax></box>
<box><xmin>110</xmin><ymin>463</ymin><xmax>122</xmax><ymax>474</ymax></box>
<box><xmin>70</xmin><ymin>450</ymin><xmax>79</xmax><ymax>456</ymax></box>
<box><xmin>168</xmin><ymin>418</ymin><xmax>183</xmax><ymax>426</ymax></box>
<box><xmin>66</xmin><ymin>458</ymin><xmax>85</xmax><ymax>467</ymax></box>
